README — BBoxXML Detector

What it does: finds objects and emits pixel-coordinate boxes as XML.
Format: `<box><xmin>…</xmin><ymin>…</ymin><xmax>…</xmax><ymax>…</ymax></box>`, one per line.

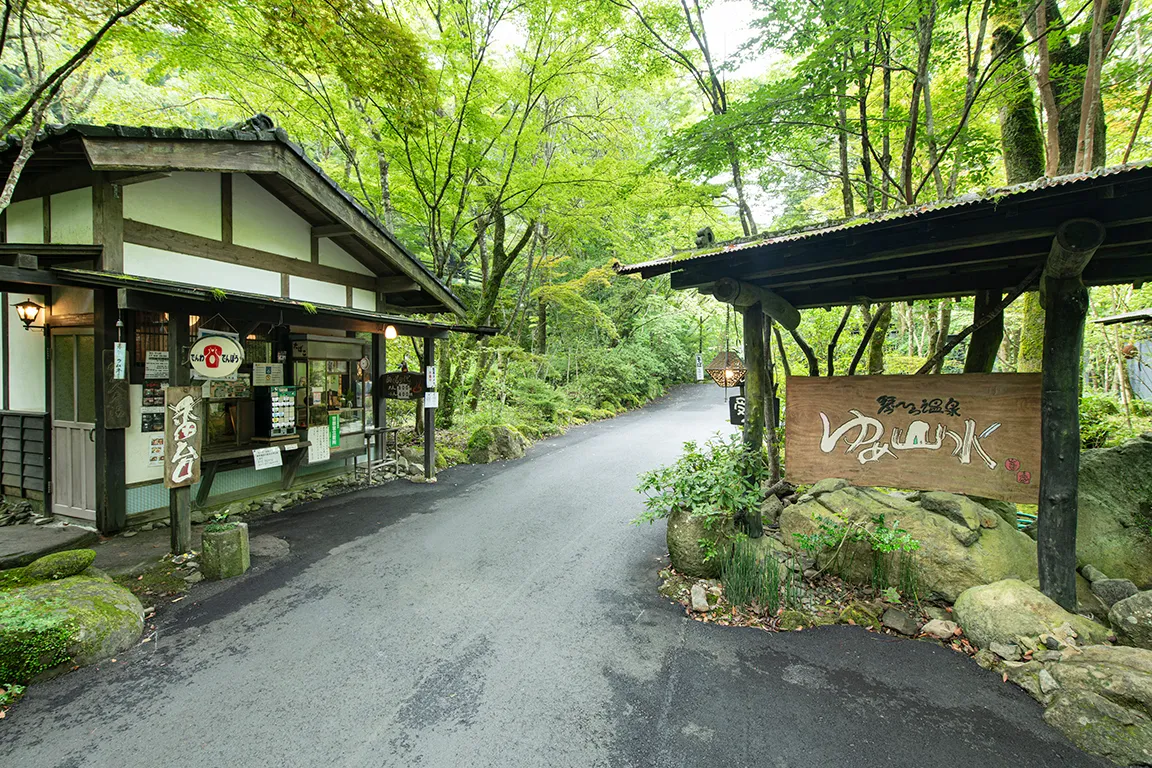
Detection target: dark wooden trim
<box><xmin>42</xmin><ymin>196</ymin><xmax>51</xmax><ymax>244</ymax></box>
<box><xmin>123</xmin><ymin>219</ymin><xmax>377</xmax><ymax>292</ymax></box>
<box><xmin>2</xmin><ymin>291</ymin><xmax>8</xmax><ymax>410</ymax></box>
<box><xmin>1</xmin><ymin>209</ymin><xmax>6</xmax><ymax>243</ymax></box>
<box><xmin>346</xmin><ymin>285</ymin><xmax>353</xmax><ymax>308</ymax></box>
<box><xmin>110</xmin><ymin>171</ymin><xmax>170</xmax><ymax>186</ymax></box>
<box><xmin>94</xmin><ymin>288</ymin><xmax>126</xmax><ymax>533</ymax></box>
<box><xmin>221</xmin><ymin>173</ymin><xmax>233</xmax><ymax>244</ymax></box>
<box><xmin>312</xmin><ymin>224</ymin><xmax>353</xmax><ymax>238</ymax></box>
<box><xmin>92</xmin><ymin>177</ymin><xmax>124</xmax><ymax>272</ymax></box>
<box><xmin>46</xmin><ymin>312</ymin><xmax>95</xmax><ymax>327</ymax></box>
<box><xmin>310</xmin><ymin>233</ymin><xmax>319</xmax><ymax>264</ymax></box>
<box><xmin>12</xmin><ymin>168</ymin><xmax>103</xmax><ymax>204</ymax></box>
<box><xmin>280</xmin><ymin>272</ymin><xmax>290</xmax><ymax>298</ymax></box>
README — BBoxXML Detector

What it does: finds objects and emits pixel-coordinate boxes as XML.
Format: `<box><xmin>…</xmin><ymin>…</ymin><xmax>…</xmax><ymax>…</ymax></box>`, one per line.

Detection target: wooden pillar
<box><xmin>168</xmin><ymin>311</ymin><xmax>192</xmax><ymax>554</ymax></box>
<box><xmin>372</xmin><ymin>331</ymin><xmax>386</xmax><ymax>459</ymax></box>
<box><xmin>741</xmin><ymin>304</ymin><xmax>764</xmax><ymax>538</ymax></box>
<box><xmin>1037</xmin><ymin>219</ymin><xmax>1105</xmax><ymax>610</ymax></box>
<box><xmin>764</xmin><ymin>317</ymin><xmax>781</xmax><ymax>483</ymax></box>
<box><xmin>93</xmin><ymin>289</ymin><xmax>126</xmax><ymax>533</ymax></box>
<box><xmin>423</xmin><ymin>335</ymin><xmax>436</xmax><ymax>481</ymax></box>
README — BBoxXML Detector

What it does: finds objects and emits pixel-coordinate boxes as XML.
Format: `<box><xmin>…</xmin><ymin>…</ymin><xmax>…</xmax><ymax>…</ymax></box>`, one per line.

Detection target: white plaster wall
<box><xmin>233</xmin><ymin>174</ymin><xmax>310</xmax><ymax>261</ymax></box>
<box><xmin>125</xmin><ymin>384</ymin><xmax>163</xmax><ymax>484</ymax></box>
<box><xmin>8</xmin><ymin>295</ymin><xmax>46</xmax><ymax>411</ymax></box>
<box><xmin>318</xmin><ymin>239</ymin><xmax>373</xmax><ymax>275</ymax></box>
<box><xmin>123</xmin><ymin>172</ymin><xmax>221</xmax><ymax>240</ymax></box>
<box><xmin>352</xmin><ymin>288</ymin><xmax>375</xmax><ymax>311</ymax></box>
<box><xmin>50</xmin><ymin>188</ymin><xmax>93</xmax><ymax>244</ymax></box>
<box><xmin>125</xmin><ymin>244</ymin><xmax>281</xmax><ymax>296</ymax></box>
<box><xmin>6</xmin><ymin>199</ymin><xmax>43</xmax><ymax>243</ymax></box>
<box><xmin>289</xmin><ymin>276</ymin><xmax>346</xmax><ymax>306</ymax></box>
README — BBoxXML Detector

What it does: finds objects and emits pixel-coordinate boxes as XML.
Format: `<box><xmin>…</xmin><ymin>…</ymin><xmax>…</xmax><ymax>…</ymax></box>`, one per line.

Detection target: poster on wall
<box><xmin>252</xmin><ymin>446</ymin><xmax>283</xmax><ymax>471</ymax></box>
<box><xmin>307</xmin><ymin>426</ymin><xmax>330</xmax><ymax>463</ymax></box>
<box><xmin>163</xmin><ymin>386</ymin><xmax>203</xmax><ymax>489</ymax></box>
<box><xmin>328</xmin><ymin>414</ymin><xmax>341</xmax><ymax>448</ymax></box>
<box><xmin>145</xmin><ymin>351</ymin><xmax>169</xmax><ymax>379</ymax></box>
<box><xmin>252</xmin><ymin>363</ymin><xmax>285</xmax><ymax>387</ymax></box>
<box><xmin>147</xmin><ymin>436</ymin><xmax>165</xmax><ymax>468</ymax></box>
<box><xmin>784</xmin><ymin>373</ymin><xmax>1042</xmax><ymax>504</ymax></box>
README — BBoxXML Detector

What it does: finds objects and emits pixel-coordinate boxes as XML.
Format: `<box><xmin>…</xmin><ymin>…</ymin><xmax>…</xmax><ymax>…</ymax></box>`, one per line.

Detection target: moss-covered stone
<box><xmin>778</xmin><ymin>610</ymin><xmax>815</xmax><ymax>630</ymax></box>
<box><xmin>467</xmin><ymin>425</ymin><xmax>529</xmax><ymax>464</ymax></box>
<box><xmin>838</xmin><ymin>600</ymin><xmax>883</xmax><ymax>628</ymax></box>
<box><xmin>3</xmin><ymin>575</ymin><xmax>143</xmax><ymax>677</ymax></box>
<box><xmin>666</xmin><ymin>506</ymin><xmax>731</xmax><ymax>579</ymax></box>
<box><xmin>23</xmin><ymin>549</ymin><xmax>96</xmax><ymax>582</ymax></box>
<box><xmin>954</xmin><ymin>579</ymin><xmax>1110</xmax><ymax>649</ymax></box>
<box><xmin>202</xmin><ymin>522</ymin><xmax>250</xmax><ymax>580</ymax></box>
<box><xmin>1077</xmin><ymin>435</ymin><xmax>1152</xmax><ymax>588</ymax></box>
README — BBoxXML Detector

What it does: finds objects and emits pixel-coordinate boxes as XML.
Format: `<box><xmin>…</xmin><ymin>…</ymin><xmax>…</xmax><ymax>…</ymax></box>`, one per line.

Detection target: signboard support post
<box><xmin>168</xmin><ymin>311</ymin><xmax>192</xmax><ymax>554</ymax></box>
<box><xmin>1037</xmin><ymin>218</ymin><xmax>1106</xmax><ymax>611</ymax></box>
<box><xmin>94</xmin><ymin>288</ymin><xmax>127</xmax><ymax>533</ymax></box>
<box><xmin>423</xmin><ymin>336</ymin><xmax>436</xmax><ymax>481</ymax></box>
<box><xmin>739</xmin><ymin>304</ymin><xmax>765</xmax><ymax>538</ymax></box>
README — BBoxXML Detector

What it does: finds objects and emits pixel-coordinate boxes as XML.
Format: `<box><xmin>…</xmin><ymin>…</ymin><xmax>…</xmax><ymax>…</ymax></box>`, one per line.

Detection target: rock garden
<box><xmin>638</xmin><ymin>432</ymin><xmax>1152</xmax><ymax>767</ymax></box>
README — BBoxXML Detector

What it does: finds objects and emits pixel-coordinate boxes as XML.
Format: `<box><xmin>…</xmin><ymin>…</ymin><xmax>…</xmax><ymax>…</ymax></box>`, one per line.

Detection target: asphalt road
<box><xmin>2</xmin><ymin>384</ymin><xmax>1104</xmax><ymax>768</ymax></box>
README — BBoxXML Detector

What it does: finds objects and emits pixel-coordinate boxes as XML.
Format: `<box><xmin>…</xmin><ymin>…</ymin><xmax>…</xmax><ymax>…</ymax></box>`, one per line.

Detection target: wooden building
<box><xmin>618</xmin><ymin>163</ymin><xmax>1152</xmax><ymax>610</ymax></box>
<box><xmin>0</xmin><ymin>119</ymin><xmax>491</xmax><ymax>544</ymax></box>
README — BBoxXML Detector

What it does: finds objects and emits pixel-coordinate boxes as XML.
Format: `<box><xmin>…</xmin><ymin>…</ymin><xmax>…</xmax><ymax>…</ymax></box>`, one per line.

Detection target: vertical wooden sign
<box><xmin>164</xmin><ymin>386</ymin><xmax>203</xmax><ymax>489</ymax></box>
<box><xmin>785</xmin><ymin>373</ymin><xmax>1042</xmax><ymax>503</ymax></box>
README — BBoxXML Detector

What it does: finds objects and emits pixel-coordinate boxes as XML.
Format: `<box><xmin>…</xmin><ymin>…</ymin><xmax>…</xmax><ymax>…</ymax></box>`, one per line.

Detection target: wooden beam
<box><xmin>92</xmin><ymin>176</ymin><xmax>124</xmax><ymax>271</ymax></box>
<box><xmin>312</xmin><ymin>223</ymin><xmax>353</xmax><ymax>238</ymax></box>
<box><xmin>377</xmin><ymin>276</ymin><xmax>420</xmax><ymax>294</ymax></box>
<box><xmin>221</xmin><ymin>174</ymin><xmax>233</xmax><ymax>245</ymax></box>
<box><xmin>705</xmin><ymin>277</ymin><xmax>801</xmax><ymax>330</ymax></box>
<box><xmin>1037</xmin><ymin>218</ymin><xmax>1105</xmax><ymax>611</ymax></box>
<box><xmin>109</xmin><ymin>171</ymin><xmax>170</xmax><ymax>186</ymax></box>
<box><xmin>94</xmin><ymin>288</ymin><xmax>126</xmax><ymax>534</ymax></box>
<box><xmin>123</xmin><ymin>219</ymin><xmax>377</xmax><ymax>292</ymax></box>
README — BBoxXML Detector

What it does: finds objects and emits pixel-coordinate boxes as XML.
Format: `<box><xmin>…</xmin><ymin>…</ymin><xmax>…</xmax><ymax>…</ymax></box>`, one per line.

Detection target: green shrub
<box><xmin>572</xmin><ymin>405</ymin><xmax>597</xmax><ymax>421</ymax></box>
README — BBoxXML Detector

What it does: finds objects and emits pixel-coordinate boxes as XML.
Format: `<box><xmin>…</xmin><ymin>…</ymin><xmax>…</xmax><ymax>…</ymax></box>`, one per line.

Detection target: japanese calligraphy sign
<box><xmin>164</xmin><ymin>386</ymin><xmax>203</xmax><ymax>489</ymax></box>
<box><xmin>785</xmin><ymin>374</ymin><xmax>1042</xmax><ymax>503</ymax></box>
<box><xmin>379</xmin><ymin>372</ymin><xmax>424</xmax><ymax>400</ymax></box>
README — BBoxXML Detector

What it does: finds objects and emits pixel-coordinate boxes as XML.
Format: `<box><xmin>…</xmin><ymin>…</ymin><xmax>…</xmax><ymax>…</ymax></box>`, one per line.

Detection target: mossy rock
<box><xmin>1077</xmin><ymin>435</ymin><xmax>1152</xmax><ymax>588</ymax></box>
<box><xmin>666</xmin><ymin>506</ymin><xmax>731</xmax><ymax>579</ymax></box>
<box><xmin>0</xmin><ymin>566</ymin><xmax>35</xmax><ymax>591</ymax></box>
<box><xmin>467</xmin><ymin>425</ymin><xmax>529</xmax><ymax>464</ymax></box>
<box><xmin>202</xmin><ymin>523</ymin><xmax>251</xmax><ymax>580</ymax></box>
<box><xmin>838</xmin><ymin>600</ymin><xmax>883</xmax><ymax>628</ymax></box>
<box><xmin>778</xmin><ymin>610</ymin><xmax>816</xmax><ymax>630</ymax></box>
<box><xmin>23</xmin><ymin>549</ymin><xmax>96</xmax><ymax>582</ymax></box>
<box><xmin>2</xmin><ymin>575</ymin><xmax>143</xmax><ymax>679</ymax></box>
<box><xmin>953</xmin><ymin>579</ymin><xmax>1110</xmax><ymax>649</ymax></box>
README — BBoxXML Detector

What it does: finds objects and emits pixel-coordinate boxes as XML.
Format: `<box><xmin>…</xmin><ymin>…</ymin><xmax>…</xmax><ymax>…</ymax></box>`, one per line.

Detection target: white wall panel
<box><xmin>233</xmin><ymin>174</ymin><xmax>310</xmax><ymax>261</ymax></box>
<box><xmin>318</xmin><ymin>239</ymin><xmax>373</xmax><ymax>275</ymax></box>
<box><xmin>289</xmin><ymin>276</ymin><xmax>347</xmax><ymax>306</ymax></box>
<box><xmin>6</xmin><ymin>199</ymin><xmax>43</xmax><ymax>243</ymax></box>
<box><xmin>352</xmin><ymin>288</ymin><xmax>376</xmax><ymax>311</ymax></box>
<box><xmin>7</xmin><ymin>295</ymin><xmax>46</xmax><ymax>411</ymax></box>
<box><xmin>125</xmin><ymin>244</ymin><xmax>281</xmax><ymax>296</ymax></box>
<box><xmin>50</xmin><ymin>188</ymin><xmax>93</xmax><ymax>244</ymax></box>
<box><xmin>124</xmin><ymin>172</ymin><xmax>221</xmax><ymax>240</ymax></box>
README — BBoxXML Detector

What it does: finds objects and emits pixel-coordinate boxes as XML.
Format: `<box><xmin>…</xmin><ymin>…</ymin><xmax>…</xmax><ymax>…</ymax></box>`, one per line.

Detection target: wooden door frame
<box><xmin>49</xmin><ymin>325</ymin><xmax>96</xmax><ymax>520</ymax></box>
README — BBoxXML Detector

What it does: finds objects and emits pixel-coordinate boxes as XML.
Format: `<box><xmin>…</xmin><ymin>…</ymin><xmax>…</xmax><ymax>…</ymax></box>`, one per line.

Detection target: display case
<box><xmin>290</xmin><ymin>335</ymin><xmax>370</xmax><ymax>454</ymax></box>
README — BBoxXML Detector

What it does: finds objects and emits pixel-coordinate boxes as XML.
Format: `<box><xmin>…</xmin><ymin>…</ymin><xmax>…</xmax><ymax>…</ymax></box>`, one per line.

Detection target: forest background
<box><xmin>3</xmin><ymin>0</ymin><xmax>1152</xmax><ymax>461</ymax></box>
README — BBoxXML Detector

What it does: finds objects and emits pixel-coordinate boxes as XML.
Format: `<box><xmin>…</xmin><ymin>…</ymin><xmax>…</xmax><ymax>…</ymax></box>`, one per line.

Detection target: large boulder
<box><xmin>1110</xmin><ymin>590</ymin><xmax>1152</xmax><ymax>650</ymax></box>
<box><xmin>1</xmin><ymin>575</ymin><xmax>144</xmax><ymax>681</ymax></box>
<box><xmin>666</xmin><ymin>507</ymin><xmax>732</xmax><ymax>579</ymax></box>
<box><xmin>1042</xmin><ymin>645</ymin><xmax>1152</xmax><ymax>766</ymax></box>
<box><xmin>953</xmin><ymin>579</ymin><xmax>1110</xmax><ymax>649</ymax></box>
<box><xmin>467</xmin><ymin>425</ymin><xmax>529</xmax><ymax>464</ymax></box>
<box><xmin>779</xmin><ymin>486</ymin><xmax>1037</xmax><ymax>602</ymax></box>
<box><xmin>1077</xmin><ymin>434</ymin><xmax>1152</xmax><ymax>588</ymax></box>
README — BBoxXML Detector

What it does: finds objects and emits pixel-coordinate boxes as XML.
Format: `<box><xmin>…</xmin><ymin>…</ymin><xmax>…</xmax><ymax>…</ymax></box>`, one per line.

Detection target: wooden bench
<box><xmin>195</xmin><ymin>440</ymin><xmax>311</xmax><ymax>506</ymax></box>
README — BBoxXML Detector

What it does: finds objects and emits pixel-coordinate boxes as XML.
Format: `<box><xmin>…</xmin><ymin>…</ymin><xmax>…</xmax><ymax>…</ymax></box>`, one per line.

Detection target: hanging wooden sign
<box><xmin>379</xmin><ymin>371</ymin><xmax>425</xmax><ymax>400</ymax></box>
<box><xmin>785</xmin><ymin>373</ymin><xmax>1042</xmax><ymax>503</ymax></box>
<box><xmin>164</xmin><ymin>386</ymin><xmax>203</xmax><ymax>489</ymax></box>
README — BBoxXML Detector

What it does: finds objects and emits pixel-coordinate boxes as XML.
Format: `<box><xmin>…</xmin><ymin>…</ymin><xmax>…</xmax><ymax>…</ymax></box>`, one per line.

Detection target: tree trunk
<box><xmin>868</xmin><ymin>303</ymin><xmax>891</xmax><ymax>374</ymax></box>
<box><xmin>1018</xmin><ymin>291</ymin><xmax>1045</xmax><ymax>372</ymax></box>
<box><xmin>741</xmin><ymin>305</ymin><xmax>765</xmax><ymax>538</ymax></box>
<box><xmin>534</xmin><ymin>298</ymin><xmax>547</xmax><ymax>355</ymax></box>
<box><xmin>992</xmin><ymin>27</ymin><xmax>1046</xmax><ymax>184</ymax></box>
<box><xmin>964</xmin><ymin>290</ymin><xmax>1004</xmax><ymax>372</ymax></box>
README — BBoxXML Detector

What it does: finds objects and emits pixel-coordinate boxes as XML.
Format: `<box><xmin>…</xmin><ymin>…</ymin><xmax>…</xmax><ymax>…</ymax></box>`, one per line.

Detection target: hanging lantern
<box><xmin>704</xmin><ymin>350</ymin><xmax>746</xmax><ymax>388</ymax></box>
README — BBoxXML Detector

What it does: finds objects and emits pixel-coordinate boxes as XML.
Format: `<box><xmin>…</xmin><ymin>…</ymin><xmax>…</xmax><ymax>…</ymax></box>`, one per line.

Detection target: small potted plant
<box><xmin>201</xmin><ymin>513</ymin><xmax>250</xmax><ymax>580</ymax></box>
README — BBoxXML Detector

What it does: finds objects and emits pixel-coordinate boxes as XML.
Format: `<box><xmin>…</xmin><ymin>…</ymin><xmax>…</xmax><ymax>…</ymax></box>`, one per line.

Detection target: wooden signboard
<box><xmin>379</xmin><ymin>371</ymin><xmax>425</xmax><ymax>400</ymax></box>
<box><xmin>163</xmin><ymin>386</ymin><xmax>203</xmax><ymax>489</ymax></box>
<box><xmin>785</xmin><ymin>373</ymin><xmax>1042</xmax><ymax>503</ymax></box>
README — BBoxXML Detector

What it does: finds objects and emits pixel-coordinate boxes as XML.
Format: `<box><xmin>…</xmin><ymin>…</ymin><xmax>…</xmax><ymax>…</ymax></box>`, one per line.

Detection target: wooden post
<box><xmin>372</xmin><ymin>331</ymin><xmax>386</xmax><ymax>461</ymax></box>
<box><xmin>1038</xmin><ymin>218</ymin><xmax>1105</xmax><ymax>610</ymax></box>
<box><xmin>741</xmin><ymin>304</ymin><xmax>764</xmax><ymax>538</ymax></box>
<box><xmin>168</xmin><ymin>311</ymin><xmax>192</xmax><ymax>554</ymax></box>
<box><xmin>764</xmin><ymin>317</ymin><xmax>781</xmax><ymax>483</ymax></box>
<box><xmin>423</xmin><ymin>335</ymin><xmax>436</xmax><ymax>482</ymax></box>
<box><xmin>93</xmin><ymin>288</ymin><xmax>126</xmax><ymax>533</ymax></box>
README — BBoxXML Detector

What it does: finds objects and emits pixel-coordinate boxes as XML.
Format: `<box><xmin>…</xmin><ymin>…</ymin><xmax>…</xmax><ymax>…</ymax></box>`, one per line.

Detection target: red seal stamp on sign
<box><xmin>1016</xmin><ymin>470</ymin><xmax>1032</xmax><ymax>485</ymax></box>
<box><xmin>1005</xmin><ymin>458</ymin><xmax>1021</xmax><ymax>472</ymax></box>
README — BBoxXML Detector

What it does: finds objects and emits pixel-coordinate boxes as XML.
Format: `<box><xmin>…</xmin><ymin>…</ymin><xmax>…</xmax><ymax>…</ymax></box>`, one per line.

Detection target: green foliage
<box><xmin>793</xmin><ymin>511</ymin><xmax>921</xmax><ymax>593</ymax></box>
<box><xmin>721</xmin><ymin>538</ymin><xmax>781</xmax><ymax>611</ymax></box>
<box><xmin>1080</xmin><ymin>394</ymin><xmax>1152</xmax><ymax>449</ymax></box>
<box><xmin>634</xmin><ymin>434</ymin><xmax>769</xmax><ymax>527</ymax></box>
<box><xmin>0</xmin><ymin>682</ymin><xmax>26</xmax><ymax>707</ymax></box>
<box><xmin>204</xmin><ymin>522</ymin><xmax>237</xmax><ymax>533</ymax></box>
<box><xmin>0</xmin><ymin>596</ymin><xmax>74</xmax><ymax>684</ymax></box>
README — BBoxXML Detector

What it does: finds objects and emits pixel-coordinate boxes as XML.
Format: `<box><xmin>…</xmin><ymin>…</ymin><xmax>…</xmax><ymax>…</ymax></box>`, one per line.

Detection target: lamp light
<box><xmin>704</xmin><ymin>351</ymin><xmax>746</xmax><ymax>388</ymax></box>
<box><xmin>383</xmin><ymin>324</ymin><xmax>398</xmax><ymax>340</ymax></box>
<box><xmin>14</xmin><ymin>299</ymin><xmax>43</xmax><ymax>331</ymax></box>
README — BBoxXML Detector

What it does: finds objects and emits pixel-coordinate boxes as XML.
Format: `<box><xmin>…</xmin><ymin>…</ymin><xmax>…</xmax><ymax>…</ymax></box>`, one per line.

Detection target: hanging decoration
<box><xmin>704</xmin><ymin>351</ymin><xmax>746</xmax><ymax>388</ymax></box>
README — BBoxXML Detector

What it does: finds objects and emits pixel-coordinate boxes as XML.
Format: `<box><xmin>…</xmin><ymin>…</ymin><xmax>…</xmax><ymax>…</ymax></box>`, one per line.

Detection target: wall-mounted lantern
<box><xmin>13</xmin><ymin>298</ymin><xmax>45</xmax><ymax>331</ymax></box>
<box><xmin>704</xmin><ymin>351</ymin><xmax>746</xmax><ymax>388</ymax></box>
